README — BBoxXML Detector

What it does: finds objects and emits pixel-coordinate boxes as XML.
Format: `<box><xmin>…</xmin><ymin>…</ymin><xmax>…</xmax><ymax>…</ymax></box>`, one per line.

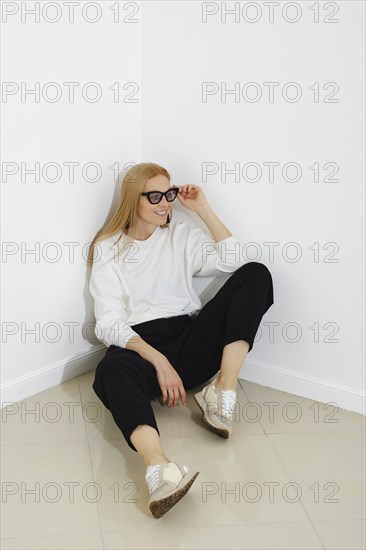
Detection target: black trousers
<box><xmin>92</xmin><ymin>262</ymin><xmax>274</xmax><ymax>452</ymax></box>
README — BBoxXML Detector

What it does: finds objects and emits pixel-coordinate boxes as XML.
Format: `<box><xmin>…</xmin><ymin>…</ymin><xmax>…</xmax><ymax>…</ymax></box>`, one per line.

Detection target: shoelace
<box><xmin>145</xmin><ymin>464</ymin><xmax>161</xmax><ymax>495</ymax></box>
<box><xmin>220</xmin><ymin>389</ymin><xmax>236</xmax><ymax>419</ymax></box>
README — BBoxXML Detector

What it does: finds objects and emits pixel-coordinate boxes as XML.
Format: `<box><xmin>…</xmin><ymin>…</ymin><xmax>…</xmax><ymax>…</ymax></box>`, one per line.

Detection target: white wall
<box><xmin>140</xmin><ymin>1</ymin><xmax>365</xmax><ymax>413</ymax></box>
<box><xmin>2</xmin><ymin>1</ymin><xmax>365</xmax><ymax>414</ymax></box>
<box><xmin>1</xmin><ymin>2</ymin><xmax>141</xmax><ymax>403</ymax></box>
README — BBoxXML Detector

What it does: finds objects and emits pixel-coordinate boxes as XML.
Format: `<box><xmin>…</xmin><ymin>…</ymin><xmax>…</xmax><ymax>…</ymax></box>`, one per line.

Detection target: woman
<box><xmin>87</xmin><ymin>162</ymin><xmax>274</xmax><ymax>519</ymax></box>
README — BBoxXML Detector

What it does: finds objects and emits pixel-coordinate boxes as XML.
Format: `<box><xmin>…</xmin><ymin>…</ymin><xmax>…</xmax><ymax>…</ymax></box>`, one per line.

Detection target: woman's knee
<box><xmin>238</xmin><ymin>261</ymin><xmax>273</xmax><ymax>280</ymax></box>
<box><xmin>95</xmin><ymin>352</ymin><xmax>136</xmax><ymax>382</ymax></box>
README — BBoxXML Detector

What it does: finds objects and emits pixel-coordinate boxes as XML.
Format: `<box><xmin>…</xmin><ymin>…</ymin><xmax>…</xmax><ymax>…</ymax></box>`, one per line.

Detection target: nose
<box><xmin>157</xmin><ymin>197</ymin><xmax>169</xmax><ymax>208</ymax></box>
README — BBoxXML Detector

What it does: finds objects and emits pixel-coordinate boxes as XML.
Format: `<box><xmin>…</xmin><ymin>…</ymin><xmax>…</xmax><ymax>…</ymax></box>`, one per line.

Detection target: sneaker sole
<box><xmin>149</xmin><ymin>470</ymin><xmax>200</xmax><ymax>519</ymax></box>
<box><xmin>194</xmin><ymin>392</ymin><xmax>230</xmax><ymax>439</ymax></box>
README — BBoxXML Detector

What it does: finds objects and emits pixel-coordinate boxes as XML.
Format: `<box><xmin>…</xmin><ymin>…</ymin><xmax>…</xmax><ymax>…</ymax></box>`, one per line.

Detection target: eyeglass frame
<box><xmin>140</xmin><ymin>186</ymin><xmax>179</xmax><ymax>205</ymax></box>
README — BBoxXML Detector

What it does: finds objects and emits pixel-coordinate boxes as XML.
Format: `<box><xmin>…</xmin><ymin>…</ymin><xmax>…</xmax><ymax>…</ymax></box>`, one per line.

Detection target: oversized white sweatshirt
<box><xmin>89</xmin><ymin>217</ymin><xmax>247</xmax><ymax>349</ymax></box>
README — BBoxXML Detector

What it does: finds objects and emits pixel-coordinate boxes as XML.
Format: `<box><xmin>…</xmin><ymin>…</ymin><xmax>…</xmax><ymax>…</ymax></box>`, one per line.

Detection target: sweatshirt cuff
<box><xmin>95</xmin><ymin>322</ymin><xmax>140</xmax><ymax>350</ymax></box>
<box><xmin>216</xmin><ymin>235</ymin><xmax>243</xmax><ymax>269</ymax></box>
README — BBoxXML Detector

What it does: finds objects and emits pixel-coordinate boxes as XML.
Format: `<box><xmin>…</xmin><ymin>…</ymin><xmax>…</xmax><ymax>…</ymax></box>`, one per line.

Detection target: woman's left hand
<box><xmin>173</xmin><ymin>184</ymin><xmax>209</xmax><ymax>213</ymax></box>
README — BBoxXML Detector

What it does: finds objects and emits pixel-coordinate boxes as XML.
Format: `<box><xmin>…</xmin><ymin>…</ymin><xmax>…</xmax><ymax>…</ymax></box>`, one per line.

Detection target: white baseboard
<box><xmin>240</xmin><ymin>358</ymin><xmax>366</xmax><ymax>415</ymax></box>
<box><xmin>0</xmin><ymin>345</ymin><xmax>106</xmax><ymax>409</ymax></box>
<box><xmin>1</xmin><ymin>347</ymin><xmax>365</xmax><ymax>416</ymax></box>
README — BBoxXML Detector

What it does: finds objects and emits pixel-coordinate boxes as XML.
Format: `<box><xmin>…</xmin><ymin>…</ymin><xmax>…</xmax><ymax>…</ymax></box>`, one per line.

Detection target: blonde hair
<box><xmin>86</xmin><ymin>162</ymin><xmax>172</xmax><ymax>266</ymax></box>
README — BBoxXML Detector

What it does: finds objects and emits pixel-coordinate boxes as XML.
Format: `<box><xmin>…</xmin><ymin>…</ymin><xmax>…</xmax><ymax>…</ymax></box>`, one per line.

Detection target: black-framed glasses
<box><xmin>140</xmin><ymin>186</ymin><xmax>179</xmax><ymax>205</ymax></box>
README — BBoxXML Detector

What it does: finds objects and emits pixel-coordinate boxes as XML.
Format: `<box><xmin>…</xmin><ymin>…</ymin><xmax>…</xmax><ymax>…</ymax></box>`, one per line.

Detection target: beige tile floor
<box><xmin>1</xmin><ymin>370</ymin><xmax>365</xmax><ymax>550</ymax></box>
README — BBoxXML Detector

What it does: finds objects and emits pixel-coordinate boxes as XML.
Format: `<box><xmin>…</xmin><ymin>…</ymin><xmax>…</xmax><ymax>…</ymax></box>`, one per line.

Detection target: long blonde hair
<box><xmin>86</xmin><ymin>162</ymin><xmax>172</xmax><ymax>266</ymax></box>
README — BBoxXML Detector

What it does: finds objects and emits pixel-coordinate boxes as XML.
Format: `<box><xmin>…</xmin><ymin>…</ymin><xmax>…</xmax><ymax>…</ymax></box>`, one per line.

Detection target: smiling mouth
<box><xmin>154</xmin><ymin>210</ymin><xmax>167</xmax><ymax>216</ymax></box>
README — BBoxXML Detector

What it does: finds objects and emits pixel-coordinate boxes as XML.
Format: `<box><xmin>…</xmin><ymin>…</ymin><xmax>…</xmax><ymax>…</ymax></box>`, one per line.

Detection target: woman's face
<box><xmin>138</xmin><ymin>174</ymin><xmax>173</xmax><ymax>226</ymax></box>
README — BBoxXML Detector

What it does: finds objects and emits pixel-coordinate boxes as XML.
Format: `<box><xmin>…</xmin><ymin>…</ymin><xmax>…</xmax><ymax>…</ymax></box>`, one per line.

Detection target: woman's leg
<box><xmin>216</xmin><ymin>339</ymin><xmax>250</xmax><ymax>391</ymax></box>
<box><xmin>92</xmin><ymin>343</ymin><xmax>200</xmax><ymax>518</ymax></box>
<box><xmin>171</xmin><ymin>262</ymin><xmax>274</xmax><ymax>436</ymax></box>
<box><xmin>130</xmin><ymin>425</ymin><xmax>169</xmax><ymax>467</ymax></box>
<box><xmin>92</xmin><ymin>346</ymin><xmax>164</xmax><ymax>454</ymax></box>
<box><xmin>214</xmin><ymin>262</ymin><xmax>274</xmax><ymax>390</ymax></box>
<box><xmin>169</xmin><ymin>261</ymin><xmax>274</xmax><ymax>391</ymax></box>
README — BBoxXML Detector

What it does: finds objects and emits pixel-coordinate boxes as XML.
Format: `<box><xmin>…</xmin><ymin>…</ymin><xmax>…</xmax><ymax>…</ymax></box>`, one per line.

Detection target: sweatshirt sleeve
<box><xmin>189</xmin><ymin>226</ymin><xmax>247</xmax><ymax>277</ymax></box>
<box><xmin>89</xmin><ymin>244</ymin><xmax>140</xmax><ymax>349</ymax></box>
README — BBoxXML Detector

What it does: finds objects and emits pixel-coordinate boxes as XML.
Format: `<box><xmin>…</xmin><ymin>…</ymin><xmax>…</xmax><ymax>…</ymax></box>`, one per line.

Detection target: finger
<box><xmin>176</xmin><ymin>387</ymin><xmax>181</xmax><ymax>406</ymax></box>
<box><xmin>173</xmin><ymin>387</ymin><xmax>180</xmax><ymax>407</ymax></box>
<box><xmin>162</xmin><ymin>388</ymin><xmax>167</xmax><ymax>403</ymax></box>
<box><xmin>170</xmin><ymin>387</ymin><xmax>176</xmax><ymax>407</ymax></box>
<box><xmin>180</xmin><ymin>386</ymin><xmax>187</xmax><ymax>406</ymax></box>
<box><xmin>167</xmin><ymin>387</ymin><xmax>174</xmax><ymax>407</ymax></box>
<box><xmin>178</xmin><ymin>383</ymin><xmax>186</xmax><ymax>406</ymax></box>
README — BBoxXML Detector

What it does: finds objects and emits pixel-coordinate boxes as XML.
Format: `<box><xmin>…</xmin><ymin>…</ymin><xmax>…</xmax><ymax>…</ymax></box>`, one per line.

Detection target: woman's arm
<box><xmin>175</xmin><ymin>184</ymin><xmax>233</xmax><ymax>242</ymax></box>
<box><xmin>125</xmin><ymin>334</ymin><xmax>165</xmax><ymax>365</ymax></box>
<box><xmin>196</xmin><ymin>204</ymin><xmax>233</xmax><ymax>243</ymax></box>
<box><xmin>126</xmin><ymin>334</ymin><xmax>187</xmax><ymax>407</ymax></box>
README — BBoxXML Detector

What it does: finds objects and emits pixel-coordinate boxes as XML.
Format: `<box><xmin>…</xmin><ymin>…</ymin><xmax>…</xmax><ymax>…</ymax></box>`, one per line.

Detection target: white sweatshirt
<box><xmin>89</xmin><ymin>217</ymin><xmax>247</xmax><ymax>349</ymax></box>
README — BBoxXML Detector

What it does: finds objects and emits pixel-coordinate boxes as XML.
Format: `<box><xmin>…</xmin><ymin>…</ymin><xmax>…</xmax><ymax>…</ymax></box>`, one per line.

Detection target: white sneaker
<box><xmin>145</xmin><ymin>461</ymin><xmax>199</xmax><ymax>518</ymax></box>
<box><xmin>194</xmin><ymin>378</ymin><xmax>237</xmax><ymax>438</ymax></box>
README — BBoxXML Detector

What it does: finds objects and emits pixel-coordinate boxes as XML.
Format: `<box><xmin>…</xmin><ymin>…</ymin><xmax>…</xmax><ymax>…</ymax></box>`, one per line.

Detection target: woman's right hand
<box><xmin>153</xmin><ymin>354</ymin><xmax>187</xmax><ymax>407</ymax></box>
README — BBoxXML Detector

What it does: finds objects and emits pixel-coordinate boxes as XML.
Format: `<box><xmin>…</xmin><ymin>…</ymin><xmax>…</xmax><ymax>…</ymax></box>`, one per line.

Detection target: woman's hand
<box><xmin>172</xmin><ymin>184</ymin><xmax>209</xmax><ymax>213</ymax></box>
<box><xmin>153</xmin><ymin>354</ymin><xmax>187</xmax><ymax>407</ymax></box>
